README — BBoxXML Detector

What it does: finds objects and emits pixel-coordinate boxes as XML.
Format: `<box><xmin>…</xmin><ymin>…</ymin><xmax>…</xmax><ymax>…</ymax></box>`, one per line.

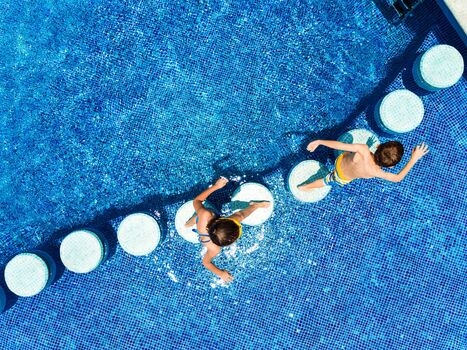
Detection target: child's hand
<box><xmin>411</xmin><ymin>143</ymin><xmax>429</xmax><ymax>162</ymax></box>
<box><xmin>219</xmin><ymin>270</ymin><xmax>233</xmax><ymax>283</ymax></box>
<box><xmin>249</xmin><ymin>201</ymin><xmax>271</xmax><ymax>208</ymax></box>
<box><xmin>306</xmin><ymin>140</ymin><xmax>320</xmax><ymax>152</ymax></box>
<box><xmin>214</xmin><ymin>176</ymin><xmax>229</xmax><ymax>189</ymax></box>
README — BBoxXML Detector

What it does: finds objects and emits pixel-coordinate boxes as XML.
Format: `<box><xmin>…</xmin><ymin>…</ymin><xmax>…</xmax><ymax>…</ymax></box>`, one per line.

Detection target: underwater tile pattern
<box><xmin>0</xmin><ymin>0</ymin><xmax>466</xmax><ymax>349</ymax></box>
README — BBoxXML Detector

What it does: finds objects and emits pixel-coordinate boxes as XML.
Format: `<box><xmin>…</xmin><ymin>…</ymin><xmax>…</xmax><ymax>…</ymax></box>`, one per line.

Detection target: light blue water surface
<box><xmin>0</xmin><ymin>0</ymin><xmax>466</xmax><ymax>349</ymax></box>
<box><xmin>0</xmin><ymin>0</ymin><xmax>416</xmax><ymax>252</ymax></box>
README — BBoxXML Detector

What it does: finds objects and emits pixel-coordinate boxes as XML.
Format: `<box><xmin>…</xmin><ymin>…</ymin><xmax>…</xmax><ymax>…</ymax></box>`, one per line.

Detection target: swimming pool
<box><xmin>0</xmin><ymin>0</ymin><xmax>466</xmax><ymax>348</ymax></box>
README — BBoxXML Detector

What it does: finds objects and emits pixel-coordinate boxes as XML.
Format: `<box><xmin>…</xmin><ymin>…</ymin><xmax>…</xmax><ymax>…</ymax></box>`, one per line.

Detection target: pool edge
<box><xmin>436</xmin><ymin>0</ymin><xmax>467</xmax><ymax>47</ymax></box>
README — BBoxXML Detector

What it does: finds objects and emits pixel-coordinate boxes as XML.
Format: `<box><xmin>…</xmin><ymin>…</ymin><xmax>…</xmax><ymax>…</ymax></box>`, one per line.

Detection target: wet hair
<box><xmin>207</xmin><ymin>218</ymin><xmax>241</xmax><ymax>247</ymax></box>
<box><xmin>373</xmin><ymin>141</ymin><xmax>404</xmax><ymax>167</ymax></box>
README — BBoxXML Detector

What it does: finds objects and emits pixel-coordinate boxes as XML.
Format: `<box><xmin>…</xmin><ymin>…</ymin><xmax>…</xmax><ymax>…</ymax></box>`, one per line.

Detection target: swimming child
<box><xmin>298</xmin><ymin>139</ymin><xmax>429</xmax><ymax>190</ymax></box>
<box><xmin>185</xmin><ymin>176</ymin><xmax>270</xmax><ymax>282</ymax></box>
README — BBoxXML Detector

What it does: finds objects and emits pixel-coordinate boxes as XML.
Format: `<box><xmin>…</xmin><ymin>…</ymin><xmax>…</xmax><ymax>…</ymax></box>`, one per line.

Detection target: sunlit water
<box><xmin>0</xmin><ymin>0</ymin><xmax>466</xmax><ymax>349</ymax></box>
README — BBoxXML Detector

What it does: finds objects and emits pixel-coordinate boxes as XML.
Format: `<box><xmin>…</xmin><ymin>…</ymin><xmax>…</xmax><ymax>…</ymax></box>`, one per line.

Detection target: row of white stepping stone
<box><xmin>3</xmin><ymin>46</ymin><xmax>461</xmax><ymax>311</ymax></box>
<box><xmin>288</xmin><ymin>129</ymin><xmax>380</xmax><ymax>203</ymax></box>
<box><xmin>376</xmin><ymin>44</ymin><xmax>464</xmax><ymax>135</ymax></box>
<box><xmin>0</xmin><ymin>183</ymin><xmax>275</xmax><ymax>308</ymax></box>
<box><xmin>289</xmin><ymin>44</ymin><xmax>464</xmax><ymax>204</ymax></box>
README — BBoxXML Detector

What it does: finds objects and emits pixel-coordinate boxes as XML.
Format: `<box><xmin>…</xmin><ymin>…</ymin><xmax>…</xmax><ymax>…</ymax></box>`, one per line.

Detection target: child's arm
<box><xmin>307</xmin><ymin>139</ymin><xmax>367</xmax><ymax>153</ymax></box>
<box><xmin>202</xmin><ymin>244</ymin><xmax>233</xmax><ymax>282</ymax></box>
<box><xmin>193</xmin><ymin>177</ymin><xmax>228</xmax><ymax>214</ymax></box>
<box><xmin>201</xmin><ymin>201</ymin><xmax>270</xmax><ymax>283</ymax></box>
<box><xmin>376</xmin><ymin>143</ymin><xmax>429</xmax><ymax>183</ymax></box>
<box><xmin>228</xmin><ymin>201</ymin><xmax>271</xmax><ymax>223</ymax></box>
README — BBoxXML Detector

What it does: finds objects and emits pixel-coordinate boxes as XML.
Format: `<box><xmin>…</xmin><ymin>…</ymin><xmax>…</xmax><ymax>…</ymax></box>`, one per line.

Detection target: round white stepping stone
<box><xmin>288</xmin><ymin>160</ymin><xmax>331</xmax><ymax>202</ymax></box>
<box><xmin>413</xmin><ymin>44</ymin><xmax>464</xmax><ymax>91</ymax></box>
<box><xmin>174</xmin><ymin>200</ymin><xmax>222</xmax><ymax>243</ymax></box>
<box><xmin>4</xmin><ymin>252</ymin><xmax>55</xmax><ymax>297</ymax></box>
<box><xmin>335</xmin><ymin>128</ymin><xmax>380</xmax><ymax>157</ymax></box>
<box><xmin>231</xmin><ymin>182</ymin><xmax>274</xmax><ymax>226</ymax></box>
<box><xmin>60</xmin><ymin>229</ymin><xmax>107</xmax><ymax>273</ymax></box>
<box><xmin>117</xmin><ymin>213</ymin><xmax>161</xmax><ymax>256</ymax></box>
<box><xmin>376</xmin><ymin>90</ymin><xmax>424</xmax><ymax>134</ymax></box>
<box><xmin>175</xmin><ymin>201</ymin><xmax>200</xmax><ymax>244</ymax></box>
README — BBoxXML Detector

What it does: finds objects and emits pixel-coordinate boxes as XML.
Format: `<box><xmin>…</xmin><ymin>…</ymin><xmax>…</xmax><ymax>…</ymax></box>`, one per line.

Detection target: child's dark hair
<box><xmin>374</xmin><ymin>141</ymin><xmax>404</xmax><ymax>167</ymax></box>
<box><xmin>207</xmin><ymin>218</ymin><xmax>241</xmax><ymax>247</ymax></box>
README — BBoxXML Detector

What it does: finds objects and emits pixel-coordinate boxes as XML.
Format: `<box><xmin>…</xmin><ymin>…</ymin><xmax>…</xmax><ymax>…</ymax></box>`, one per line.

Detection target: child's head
<box><xmin>207</xmin><ymin>218</ymin><xmax>242</xmax><ymax>247</ymax></box>
<box><xmin>374</xmin><ymin>141</ymin><xmax>404</xmax><ymax>167</ymax></box>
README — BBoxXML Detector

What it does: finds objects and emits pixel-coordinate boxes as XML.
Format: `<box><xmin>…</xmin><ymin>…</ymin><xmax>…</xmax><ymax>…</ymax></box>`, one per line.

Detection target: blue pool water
<box><xmin>1</xmin><ymin>0</ymin><xmax>466</xmax><ymax>349</ymax></box>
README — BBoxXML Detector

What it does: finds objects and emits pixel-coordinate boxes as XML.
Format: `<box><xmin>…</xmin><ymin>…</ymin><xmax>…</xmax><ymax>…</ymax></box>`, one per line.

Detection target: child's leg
<box><xmin>297</xmin><ymin>178</ymin><xmax>326</xmax><ymax>191</ymax></box>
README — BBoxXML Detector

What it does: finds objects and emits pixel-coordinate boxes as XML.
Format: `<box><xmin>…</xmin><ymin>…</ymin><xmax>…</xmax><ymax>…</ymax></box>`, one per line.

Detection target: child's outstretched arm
<box><xmin>193</xmin><ymin>177</ymin><xmax>228</xmax><ymax>214</ymax></box>
<box><xmin>377</xmin><ymin>143</ymin><xmax>429</xmax><ymax>183</ymax></box>
<box><xmin>307</xmin><ymin>139</ymin><xmax>366</xmax><ymax>153</ymax></box>
<box><xmin>228</xmin><ymin>201</ymin><xmax>271</xmax><ymax>223</ymax></box>
<box><xmin>202</xmin><ymin>245</ymin><xmax>233</xmax><ymax>282</ymax></box>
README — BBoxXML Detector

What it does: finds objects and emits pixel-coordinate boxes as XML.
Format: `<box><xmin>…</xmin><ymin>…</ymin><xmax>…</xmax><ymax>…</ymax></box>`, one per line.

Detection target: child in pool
<box><xmin>298</xmin><ymin>139</ymin><xmax>429</xmax><ymax>190</ymax></box>
<box><xmin>185</xmin><ymin>177</ymin><xmax>270</xmax><ymax>282</ymax></box>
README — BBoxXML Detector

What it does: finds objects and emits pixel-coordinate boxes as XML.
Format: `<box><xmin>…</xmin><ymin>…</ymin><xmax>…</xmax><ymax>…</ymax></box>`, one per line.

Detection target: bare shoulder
<box><xmin>196</xmin><ymin>204</ymin><xmax>215</xmax><ymax>218</ymax></box>
<box><xmin>353</xmin><ymin>143</ymin><xmax>371</xmax><ymax>154</ymax></box>
<box><xmin>347</xmin><ymin>144</ymin><xmax>371</xmax><ymax>162</ymax></box>
<box><xmin>196</xmin><ymin>208</ymin><xmax>216</xmax><ymax>227</ymax></box>
<box><xmin>204</xmin><ymin>241</ymin><xmax>221</xmax><ymax>257</ymax></box>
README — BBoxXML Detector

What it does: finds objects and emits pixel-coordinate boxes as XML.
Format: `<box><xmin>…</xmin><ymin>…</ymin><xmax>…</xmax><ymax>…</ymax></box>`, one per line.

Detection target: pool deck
<box><xmin>437</xmin><ymin>0</ymin><xmax>467</xmax><ymax>46</ymax></box>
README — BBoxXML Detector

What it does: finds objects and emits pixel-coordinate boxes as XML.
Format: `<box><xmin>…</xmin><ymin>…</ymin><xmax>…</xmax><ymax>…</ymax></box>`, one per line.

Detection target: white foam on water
<box><xmin>210</xmin><ymin>278</ymin><xmax>229</xmax><ymax>289</ymax></box>
<box><xmin>199</xmin><ymin>246</ymin><xmax>207</xmax><ymax>258</ymax></box>
<box><xmin>167</xmin><ymin>271</ymin><xmax>178</xmax><ymax>283</ymax></box>
<box><xmin>223</xmin><ymin>243</ymin><xmax>238</xmax><ymax>258</ymax></box>
<box><xmin>229</xmin><ymin>175</ymin><xmax>243</xmax><ymax>182</ymax></box>
<box><xmin>256</xmin><ymin>227</ymin><xmax>265</xmax><ymax>241</ymax></box>
<box><xmin>245</xmin><ymin>243</ymin><xmax>259</xmax><ymax>254</ymax></box>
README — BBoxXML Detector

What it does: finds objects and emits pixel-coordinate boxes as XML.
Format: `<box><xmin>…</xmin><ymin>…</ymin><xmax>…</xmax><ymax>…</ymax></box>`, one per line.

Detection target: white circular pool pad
<box><xmin>413</xmin><ymin>44</ymin><xmax>464</xmax><ymax>91</ymax></box>
<box><xmin>60</xmin><ymin>229</ymin><xmax>107</xmax><ymax>274</ymax></box>
<box><xmin>230</xmin><ymin>182</ymin><xmax>274</xmax><ymax>226</ymax></box>
<box><xmin>375</xmin><ymin>90</ymin><xmax>424</xmax><ymax>134</ymax></box>
<box><xmin>175</xmin><ymin>200</ymin><xmax>216</xmax><ymax>243</ymax></box>
<box><xmin>288</xmin><ymin>160</ymin><xmax>332</xmax><ymax>203</ymax></box>
<box><xmin>175</xmin><ymin>200</ymin><xmax>200</xmax><ymax>243</ymax></box>
<box><xmin>4</xmin><ymin>252</ymin><xmax>56</xmax><ymax>297</ymax></box>
<box><xmin>117</xmin><ymin>213</ymin><xmax>162</xmax><ymax>256</ymax></box>
<box><xmin>335</xmin><ymin>128</ymin><xmax>380</xmax><ymax>158</ymax></box>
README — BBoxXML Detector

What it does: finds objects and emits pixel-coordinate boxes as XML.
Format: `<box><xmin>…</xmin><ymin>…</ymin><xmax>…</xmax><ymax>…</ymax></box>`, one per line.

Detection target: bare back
<box><xmin>303</xmin><ymin>139</ymin><xmax>429</xmax><ymax>186</ymax></box>
<box><xmin>339</xmin><ymin>145</ymin><xmax>381</xmax><ymax>180</ymax></box>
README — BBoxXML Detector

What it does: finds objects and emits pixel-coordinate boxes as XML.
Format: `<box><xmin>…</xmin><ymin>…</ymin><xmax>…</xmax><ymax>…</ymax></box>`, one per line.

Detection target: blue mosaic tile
<box><xmin>0</xmin><ymin>0</ymin><xmax>466</xmax><ymax>349</ymax></box>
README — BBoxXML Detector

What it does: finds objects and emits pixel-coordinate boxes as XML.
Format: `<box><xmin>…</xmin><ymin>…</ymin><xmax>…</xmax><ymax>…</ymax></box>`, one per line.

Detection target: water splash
<box><xmin>167</xmin><ymin>271</ymin><xmax>178</xmax><ymax>283</ymax></box>
<box><xmin>244</xmin><ymin>243</ymin><xmax>259</xmax><ymax>254</ymax></box>
<box><xmin>223</xmin><ymin>243</ymin><xmax>237</xmax><ymax>258</ymax></box>
<box><xmin>210</xmin><ymin>278</ymin><xmax>229</xmax><ymax>289</ymax></box>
